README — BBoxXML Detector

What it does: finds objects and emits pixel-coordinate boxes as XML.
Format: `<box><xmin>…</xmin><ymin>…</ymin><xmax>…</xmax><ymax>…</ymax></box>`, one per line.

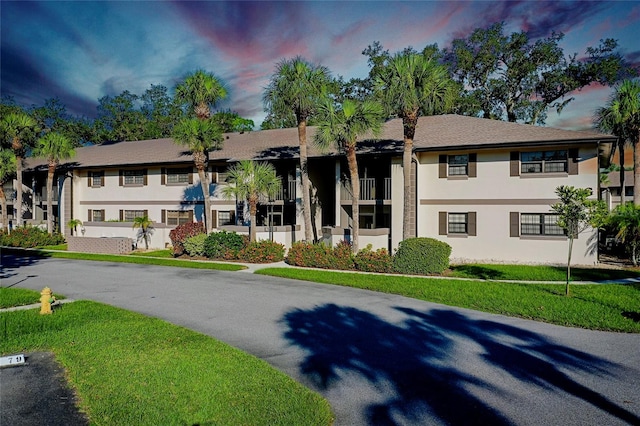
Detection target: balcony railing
<box><xmin>341</xmin><ymin>178</ymin><xmax>391</xmax><ymax>201</ymax></box>
<box><xmin>260</xmin><ymin>180</ymin><xmax>297</xmax><ymax>202</ymax></box>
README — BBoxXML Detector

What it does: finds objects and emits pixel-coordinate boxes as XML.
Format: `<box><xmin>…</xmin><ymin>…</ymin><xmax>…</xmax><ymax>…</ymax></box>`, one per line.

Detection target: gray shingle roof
<box><xmin>27</xmin><ymin>114</ymin><xmax>615</xmax><ymax>170</ymax></box>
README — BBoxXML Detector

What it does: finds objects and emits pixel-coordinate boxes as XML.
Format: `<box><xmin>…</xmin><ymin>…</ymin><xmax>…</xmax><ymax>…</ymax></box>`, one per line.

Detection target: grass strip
<box><xmin>255</xmin><ymin>268</ymin><xmax>640</xmax><ymax>333</ymax></box>
<box><xmin>0</xmin><ymin>288</ymin><xmax>44</xmax><ymax>309</ymax></box>
<box><xmin>448</xmin><ymin>263</ymin><xmax>640</xmax><ymax>281</ymax></box>
<box><xmin>0</xmin><ymin>300</ymin><xmax>332</xmax><ymax>425</ymax></box>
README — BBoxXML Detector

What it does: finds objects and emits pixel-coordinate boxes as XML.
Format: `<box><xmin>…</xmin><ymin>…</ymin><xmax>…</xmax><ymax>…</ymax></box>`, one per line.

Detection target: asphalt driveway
<box><xmin>1</xmin><ymin>253</ymin><xmax>639</xmax><ymax>425</ymax></box>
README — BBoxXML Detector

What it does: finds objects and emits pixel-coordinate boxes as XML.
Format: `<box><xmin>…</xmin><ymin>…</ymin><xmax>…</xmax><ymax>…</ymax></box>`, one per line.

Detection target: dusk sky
<box><xmin>1</xmin><ymin>1</ymin><xmax>639</xmax><ymax>131</ymax></box>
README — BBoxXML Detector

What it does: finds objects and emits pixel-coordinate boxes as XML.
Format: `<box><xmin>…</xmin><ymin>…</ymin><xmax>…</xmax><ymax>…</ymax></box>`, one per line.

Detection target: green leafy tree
<box><xmin>608</xmin><ymin>202</ymin><xmax>640</xmax><ymax>266</ymax></box>
<box><xmin>33</xmin><ymin>132</ymin><xmax>76</xmax><ymax>233</ymax></box>
<box><xmin>0</xmin><ymin>148</ymin><xmax>16</xmax><ymax>231</ymax></box>
<box><xmin>30</xmin><ymin>98</ymin><xmax>94</xmax><ymax>145</ymax></box>
<box><xmin>551</xmin><ymin>186</ymin><xmax>605</xmax><ymax>296</ymax></box>
<box><xmin>221</xmin><ymin>160</ymin><xmax>281</xmax><ymax>243</ymax></box>
<box><xmin>133</xmin><ymin>215</ymin><xmax>154</xmax><ymax>250</ymax></box>
<box><xmin>211</xmin><ymin>110</ymin><xmax>254</xmax><ymax>133</ymax></box>
<box><xmin>93</xmin><ymin>90</ymin><xmax>148</xmax><ymax>142</ymax></box>
<box><xmin>445</xmin><ymin>22</ymin><xmax>629</xmax><ymax>124</ymax></box>
<box><xmin>175</xmin><ymin>70</ymin><xmax>227</xmax><ymax>120</ymax></box>
<box><xmin>263</xmin><ymin>56</ymin><xmax>332</xmax><ymax>242</ymax></box>
<box><xmin>595</xmin><ymin>80</ymin><xmax>640</xmax><ymax>205</ymax></box>
<box><xmin>1</xmin><ymin>111</ymin><xmax>38</xmax><ymax>224</ymax></box>
<box><xmin>172</xmin><ymin>118</ymin><xmax>223</xmax><ymax>233</ymax></box>
<box><xmin>374</xmin><ymin>52</ymin><xmax>458</xmax><ymax>240</ymax></box>
<box><xmin>67</xmin><ymin>218</ymin><xmax>82</xmax><ymax>236</ymax></box>
<box><xmin>314</xmin><ymin>98</ymin><xmax>384</xmax><ymax>252</ymax></box>
<box><xmin>140</xmin><ymin>84</ymin><xmax>183</xmax><ymax>139</ymax></box>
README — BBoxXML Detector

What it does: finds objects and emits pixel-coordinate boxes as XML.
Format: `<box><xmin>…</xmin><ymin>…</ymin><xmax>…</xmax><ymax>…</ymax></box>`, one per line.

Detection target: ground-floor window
<box><xmin>166</xmin><ymin>210</ymin><xmax>192</xmax><ymax>226</ymax></box>
<box><xmin>521</xmin><ymin>213</ymin><xmax>564</xmax><ymax>236</ymax></box>
<box><xmin>123</xmin><ymin>210</ymin><xmax>147</xmax><ymax>222</ymax></box>
<box><xmin>448</xmin><ymin>213</ymin><xmax>468</xmax><ymax>234</ymax></box>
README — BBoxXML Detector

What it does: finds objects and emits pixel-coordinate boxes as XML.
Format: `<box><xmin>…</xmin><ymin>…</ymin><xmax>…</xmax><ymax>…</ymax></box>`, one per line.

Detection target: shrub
<box><xmin>204</xmin><ymin>230</ymin><xmax>247</xmax><ymax>260</ymax></box>
<box><xmin>392</xmin><ymin>237</ymin><xmax>451</xmax><ymax>275</ymax></box>
<box><xmin>286</xmin><ymin>241</ymin><xmax>333</xmax><ymax>268</ymax></box>
<box><xmin>0</xmin><ymin>226</ymin><xmax>65</xmax><ymax>248</ymax></box>
<box><xmin>183</xmin><ymin>233</ymin><xmax>208</xmax><ymax>257</ymax></box>
<box><xmin>354</xmin><ymin>245</ymin><xmax>393</xmax><ymax>273</ymax></box>
<box><xmin>332</xmin><ymin>240</ymin><xmax>355</xmax><ymax>270</ymax></box>
<box><xmin>238</xmin><ymin>240</ymin><xmax>285</xmax><ymax>263</ymax></box>
<box><xmin>169</xmin><ymin>222</ymin><xmax>205</xmax><ymax>256</ymax></box>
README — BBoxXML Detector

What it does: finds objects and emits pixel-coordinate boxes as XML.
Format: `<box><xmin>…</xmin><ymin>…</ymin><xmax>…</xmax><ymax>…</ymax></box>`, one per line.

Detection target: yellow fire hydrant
<box><xmin>40</xmin><ymin>287</ymin><xmax>55</xmax><ymax>315</ymax></box>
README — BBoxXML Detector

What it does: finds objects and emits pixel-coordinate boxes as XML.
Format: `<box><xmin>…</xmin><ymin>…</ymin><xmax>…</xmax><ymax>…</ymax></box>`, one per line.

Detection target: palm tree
<box><xmin>175</xmin><ymin>70</ymin><xmax>227</xmax><ymax>120</ymax></box>
<box><xmin>608</xmin><ymin>202</ymin><xmax>640</xmax><ymax>266</ymax></box>
<box><xmin>0</xmin><ymin>148</ymin><xmax>16</xmax><ymax>231</ymax></box>
<box><xmin>172</xmin><ymin>117</ymin><xmax>223</xmax><ymax>233</ymax></box>
<box><xmin>221</xmin><ymin>160</ymin><xmax>281</xmax><ymax>243</ymax></box>
<box><xmin>133</xmin><ymin>215</ymin><xmax>154</xmax><ymax>250</ymax></box>
<box><xmin>33</xmin><ymin>132</ymin><xmax>75</xmax><ymax>233</ymax></box>
<box><xmin>314</xmin><ymin>98</ymin><xmax>384</xmax><ymax>252</ymax></box>
<box><xmin>263</xmin><ymin>56</ymin><xmax>332</xmax><ymax>242</ymax></box>
<box><xmin>374</xmin><ymin>52</ymin><xmax>458</xmax><ymax>240</ymax></box>
<box><xmin>67</xmin><ymin>218</ymin><xmax>82</xmax><ymax>236</ymax></box>
<box><xmin>595</xmin><ymin>80</ymin><xmax>640</xmax><ymax>205</ymax></box>
<box><xmin>1</xmin><ymin>112</ymin><xmax>38</xmax><ymax>224</ymax></box>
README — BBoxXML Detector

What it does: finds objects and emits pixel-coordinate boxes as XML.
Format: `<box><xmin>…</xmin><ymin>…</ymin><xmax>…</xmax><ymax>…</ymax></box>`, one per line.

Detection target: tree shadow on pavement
<box><xmin>282</xmin><ymin>304</ymin><xmax>639</xmax><ymax>425</ymax></box>
<box><xmin>0</xmin><ymin>249</ymin><xmax>48</xmax><ymax>283</ymax></box>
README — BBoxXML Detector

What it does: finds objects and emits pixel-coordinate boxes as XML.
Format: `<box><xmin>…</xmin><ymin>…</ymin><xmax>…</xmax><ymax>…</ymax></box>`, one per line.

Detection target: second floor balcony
<box><xmin>341</xmin><ymin>177</ymin><xmax>391</xmax><ymax>201</ymax></box>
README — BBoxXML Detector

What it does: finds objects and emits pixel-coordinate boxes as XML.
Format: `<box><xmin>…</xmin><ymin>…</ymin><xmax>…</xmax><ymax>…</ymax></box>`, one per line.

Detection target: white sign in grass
<box><xmin>0</xmin><ymin>354</ymin><xmax>25</xmax><ymax>367</ymax></box>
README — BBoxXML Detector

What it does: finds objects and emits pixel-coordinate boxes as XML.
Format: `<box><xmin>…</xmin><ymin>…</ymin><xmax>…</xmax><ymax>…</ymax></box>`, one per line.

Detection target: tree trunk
<box><xmin>46</xmin><ymin>161</ymin><xmax>56</xmax><ymax>233</ymax></box>
<box><xmin>195</xmin><ymin>159</ymin><xmax>212</xmax><ymax>233</ymax></box>
<box><xmin>15</xmin><ymin>153</ymin><xmax>23</xmax><ymax>225</ymax></box>
<box><xmin>402</xmin><ymin>115</ymin><xmax>417</xmax><ymax>241</ymax></box>
<box><xmin>249</xmin><ymin>196</ymin><xmax>258</xmax><ymax>243</ymax></box>
<box><xmin>0</xmin><ymin>186</ymin><xmax>7</xmax><ymax>232</ymax></box>
<box><xmin>634</xmin><ymin>132</ymin><xmax>640</xmax><ymax>206</ymax></box>
<box><xmin>566</xmin><ymin>236</ymin><xmax>574</xmax><ymax>297</ymax></box>
<box><xmin>298</xmin><ymin>120</ymin><xmax>314</xmax><ymax>242</ymax></box>
<box><xmin>346</xmin><ymin>145</ymin><xmax>360</xmax><ymax>253</ymax></box>
<box><xmin>618</xmin><ymin>140</ymin><xmax>626</xmax><ymax>205</ymax></box>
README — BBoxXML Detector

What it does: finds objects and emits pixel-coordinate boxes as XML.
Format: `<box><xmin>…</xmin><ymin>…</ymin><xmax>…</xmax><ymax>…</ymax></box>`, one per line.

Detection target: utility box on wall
<box><xmin>67</xmin><ymin>236</ymin><xmax>133</xmax><ymax>254</ymax></box>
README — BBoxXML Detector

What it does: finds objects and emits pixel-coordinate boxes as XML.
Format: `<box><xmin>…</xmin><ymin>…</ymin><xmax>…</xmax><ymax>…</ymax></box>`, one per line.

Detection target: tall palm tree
<box><xmin>0</xmin><ymin>148</ymin><xmax>16</xmax><ymax>231</ymax></box>
<box><xmin>595</xmin><ymin>80</ymin><xmax>640</xmax><ymax>205</ymax></box>
<box><xmin>263</xmin><ymin>56</ymin><xmax>332</xmax><ymax>242</ymax></box>
<box><xmin>314</xmin><ymin>98</ymin><xmax>384</xmax><ymax>252</ymax></box>
<box><xmin>374</xmin><ymin>52</ymin><xmax>458</xmax><ymax>240</ymax></box>
<box><xmin>172</xmin><ymin>117</ymin><xmax>223</xmax><ymax>233</ymax></box>
<box><xmin>1</xmin><ymin>112</ymin><xmax>38</xmax><ymax>224</ymax></box>
<box><xmin>221</xmin><ymin>160</ymin><xmax>281</xmax><ymax>243</ymax></box>
<box><xmin>133</xmin><ymin>215</ymin><xmax>154</xmax><ymax>250</ymax></box>
<box><xmin>33</xmin><ymin>132</ymin><xmax>75</xmax><ymax>233</ymax></box>
<box><xmin>175</xmin><ymin>70</ymin><xmax>227</xmax><ymax>120</ymax></box>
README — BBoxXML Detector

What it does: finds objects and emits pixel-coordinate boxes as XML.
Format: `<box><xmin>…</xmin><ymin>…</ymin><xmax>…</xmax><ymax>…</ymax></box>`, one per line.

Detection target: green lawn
<box><xmin>0</xmin><ymin>300</ymin><xmax>332</xmax><ymax>425</ymax></box>
<box><xmin>447</xmin><ymin>263</ymin><xmax>640</xmax><ymax>281</ymax></box>
<box><xmin>255</xmin><ymin>268</ymin><xmax>640</xmax><ymax>333</ymax></box>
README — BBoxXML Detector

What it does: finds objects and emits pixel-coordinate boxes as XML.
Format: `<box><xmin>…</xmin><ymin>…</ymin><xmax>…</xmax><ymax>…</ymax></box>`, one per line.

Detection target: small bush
<box><xmin>169</xmin><ymin>222</ymin><xmax>205</xmax><ymax>256</ymax></box>
<box><xmin>332</xmin><ymin>240</ymin><xmax>355</xmax><ymax>270</ymax></box>
<box><xmin>238</xmin><ymin>240</ymin><xmax>285</xmax><ymax>263</ymax></box>
<box><xmin>204</xmin><ymin>230</ymin><xmax>247</xmax><ymax>259</ymax></box>
<box><xmin>392</xmin><ymin>237</ymin><xmax>451</xmax><ymax>275</ymax></box>
<box><xmin>0</xmin><ymin>226</ymin><xmax>65</xmax><ymax>248</ymax></box>
<box><xmin>354</xmin><ymin>245</ymin><xmax>393</xmax><ymax>273</ymax></box>
<box><xmin>183</xmin><ymin>233</ymin><xmax>208</xmax><ymax>257</ymax></box>
<box><xmin>286</xmin><ymin>241</ymin><xmax>333</xmax><ymax>268</ymax></box>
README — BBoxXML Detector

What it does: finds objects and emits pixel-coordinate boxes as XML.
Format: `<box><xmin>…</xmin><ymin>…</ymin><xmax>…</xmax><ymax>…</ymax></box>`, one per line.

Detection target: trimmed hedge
<box><xmin>392</xmin><ymin>237</ymin><xmax>451</xmax><ymax>275</ymax></box>
<box><xmin>0</xmin><ymin>226</ymin><xmax>65</xmax><ymax>248</ymax></box>
<box><xmin>238</xmin><ymin>240</ymin><xmax>285</xmax><ymax>263</ymax></box>
<box><xmin>183</xmin><ymin>233</ymin><xmax>208</xmax><ymax>257</ymax></box>
<box><xmin>204</xmin><ymin>230</ymin><xmax>248</xmax><ymax>260</ymax></box>
<box><xmin>354</xmin><ymin>245</ymin><xmax>393</xmax><ymax>273</ymax></box>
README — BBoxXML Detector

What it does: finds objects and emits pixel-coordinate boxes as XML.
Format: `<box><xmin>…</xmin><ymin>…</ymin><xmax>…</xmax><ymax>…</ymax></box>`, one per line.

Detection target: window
<box><xmin>124</xmin><ymin>210</ymin><xmax>146</xmax><ymax>222</ymax></box>
<box><xmin>91</xmin><ymin>210</ymin><xmax>104</xmax><ymax>222</ymax></box>
<box><xmin>121</xmin><ymin>169</ymin><xmax>146</xmax><ymax>186</ymax></box>
<box><xmin>89</xmin><ymin>171</ymin><xmax>104</xmax><ymax>187</ymax></box>
<box><xmin>625</xmin><ymin>186</ymin><xmax>634</xmax><ymax>197</ymax></box>
<box><xmin>164</xmin><ymin>167</ymin><xmax>192</xmax><ymax>185</ymax></box>
<box><xmin>166</xmin><ymin>210</ymin><xmax>192</xmax><ymax>226</ymax></box>
<box><xmin>439</xmin><ymin>211</ymin><xmax>476</xmax><ymax>236</ymax></box>
<box><xmin>521</xmin><ymin>150</ymin><xmax>567</xmax><ymax>174</ymax></box>
<box><xmin>448</xmin><ymin>213</ymin><xmax>468</xmax><ymax>234</ymax></box>
<box><xmin>448</xmin><ymin>155</ymin><xmax>468</xmax><ymax>176</ymax></box>
<box><xmin>521</xmin><ymin>213</ymin><xmax>564</xmax><ymax>236</ymax></box>
<box><xmin>218</xmin><ymin>210</ymin><xmax>234</xmax><ymax>226</ymax></box>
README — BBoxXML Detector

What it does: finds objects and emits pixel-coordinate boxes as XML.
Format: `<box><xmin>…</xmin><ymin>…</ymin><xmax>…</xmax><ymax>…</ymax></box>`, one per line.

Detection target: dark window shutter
<box><xmin>143</xmin><ymin>209</ymin><xmax>148</xmax><ymax>218</ymax></box>
<box><xmin>568</xmin><ymin>148</ymin><xmax>579</xmax><ymax>175</ymax></box>
<box><xmin>119</xmin><ymin>170</ymin><xmax>124</xmax><ymax>186</ymax></box>
<box><xmin>161</xmin><ymin>209</ymin><xmax>166</xmax><ymax>224</ymax></box>
<box><xmin>100</xmin><ymin>173</ymin><xmax>105</xmax><ymax>186</ymax></box>
<box><xmin>100</xmin><ymin>210</ymin><xmax>105</xmax><ymax>221</ymax></box>
<box><xmin>510</xmin><ymin>152</ymin><xmax>520</xmax><ymax>177</ymax></box>
<box><xmin>439</xmin><ymin>211</ymin><xmax>447</xmax><ymax>235</ymax></box>
<box><xmin>230</xmin><ymin>210</ymin><xmax>236</xmax><ymax>225</ymax></box>
<box><xmin>439</xmin><ymin>155</ymin><xmax>447</xmax><ymax>178</ymax></box>
<box><xmin>188</xmin><ymin>210</ymin><xmax>194</xmax><ymax>222</ymax></box>
<box><xmin>88</xmin><ymin>172</ymin><xmax>92</xmax><ymax>187</ymax></box>
<box><xmin>161</xmin><ymin>168</ymin><xmax>166</xmax><ymax>185</ymax></box>
<box><xmin>87</xmin><ymin>209</ymin><xmax>92</xmax><ymax>221</ymax></box>
<box><xmin>468</xmin><ymin>153</ymin><xmax>477</xmax><ymax>178</ymax></box>
<box><xmin>212</xmin><ymin>210</ymin><xmax>218</xmax><ymax>229</ymax></box>
<box><xmin>510</xmin><ymin>212</ymin><xmax>519</xmax><ymax>237</ymax></box>
<box><xmin>119</xmin><ymin>210</ymin><xmax>124</xmax><ymax>221</ymax></box>
<box><xmin>468</xmin><ymin>211</ymin><xmax>477</xmax><ymax>236</ymax></box>
<box><xmin>189</xmin><ymin>168</ymin><xmax>194</xmax><ymax>184</ymax></box>
<box><xmin>143</xmin><ymin>169</ymin><xmax>148</xmax><ymax>185</ymax></box>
